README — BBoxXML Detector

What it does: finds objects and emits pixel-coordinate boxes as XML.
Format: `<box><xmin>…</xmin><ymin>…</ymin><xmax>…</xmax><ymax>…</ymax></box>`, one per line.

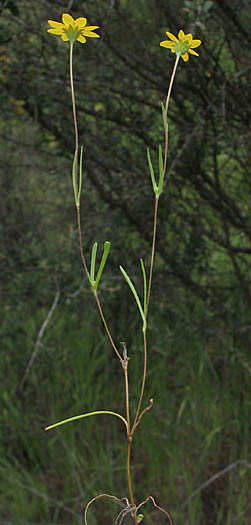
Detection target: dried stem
<box><xmin>137</xmin><ymin>495</ymin><xmax>173</xmax><ymax>524</ymax></box>
<box><xmin>84</xmin><ymin>494</ymin><xmax>131</xmax><ymax>525</ymax></box>
<box><xmin>133</xmin><ymin>398</ymin><xmax>153</xmax><ymax>432</ymax></box>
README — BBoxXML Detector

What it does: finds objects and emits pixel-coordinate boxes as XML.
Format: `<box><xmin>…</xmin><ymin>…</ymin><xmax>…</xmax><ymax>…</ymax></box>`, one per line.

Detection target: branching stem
<box><xmin>68</xmin><ymin>42</ymin><xmax>179</xmax><ymax>524</ymax></box>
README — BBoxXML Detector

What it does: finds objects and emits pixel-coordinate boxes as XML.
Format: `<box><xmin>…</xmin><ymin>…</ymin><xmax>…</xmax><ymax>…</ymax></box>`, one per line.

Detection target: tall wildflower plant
<box><xmin>46</xmin><ymin>14</ymin><xmax>201</xmax><ymax>524</ymax></box>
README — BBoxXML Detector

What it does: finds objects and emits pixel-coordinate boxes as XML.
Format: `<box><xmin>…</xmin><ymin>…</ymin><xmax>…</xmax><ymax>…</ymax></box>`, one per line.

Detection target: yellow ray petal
<box><xmin>61</xmin><ymin>33</ymin><xmax>69</xmax><ymax>41</ymax></box>
<box><xmin>181</xmin><ymin>52</ymin><xmax>189</xmax><ymax>62</ymax></box>
<box><xmin>184</xmin><ymin>33</ymin><xmax>192</xmax><ymax>44</ymax></box>
<box><xmin>85</xmin><ymin>25</ymin><xmax>99</xmax><ymax>31</ymax></box>
<box><xmin>160</xmin><ymin>40</ymin><xmax>175</xmax><ymax>50</ymax></box>
<box><xmin>48</xmin><ymin>20</ymin><xmax>64</xmax><ymax>29</ymax></box>
<box><xmin>47</xmin><ymin>28</ymin><xmax>64</xmax><ymax>35</ymax></box>
<box><xmin>190</xmin><ymin>39</ymin><xmax>201</xmax><ymax>49</ymax></box>
<box><xmin>75</xmin><ymin>17</ymin><xmax>87</xmax><ymax>28</ymax></box>
<box><xmin>77</xmin><ymin>34</ymin><xmax>87</xmax><ymax>43</ymax></box>
<box><xmin>166</xmin><ymin>31</ymin><xmax>178</xmax><ymax>42</ymax></box>
<box><xmin>62</xmin><ymin>13</ymin><xmax>75</xmax><ymax>26</ymax></box>
<box><xmin>188</xmin><ymin>49</ymin><xmax>199</xmax><ymax>56</ymax></box>
<box><xmin>82</xmin><ymin>29</ymin><xmax>100</xmax><ymax>38</ymax></box>
<box><xmin>178</xmin><ymin>29</ymin><xmax>185</xmax><ymax>41</ymax></box>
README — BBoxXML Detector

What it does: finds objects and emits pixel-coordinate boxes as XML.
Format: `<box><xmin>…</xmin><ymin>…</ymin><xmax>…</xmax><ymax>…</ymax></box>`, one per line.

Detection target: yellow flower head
<box><xmin>47</xmin><ymin>13</ymin><xmax>100</xmax><ymax>44</ymax></box>
<box><xmin>160</xmin><ymin>29</ymin><xmax>201</xmax><ymax>62</ymax></box>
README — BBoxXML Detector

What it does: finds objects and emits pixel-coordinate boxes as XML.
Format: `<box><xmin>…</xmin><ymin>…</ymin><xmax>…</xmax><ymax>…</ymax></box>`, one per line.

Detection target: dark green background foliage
<box><xmin>1</xmin><ymin>0</ymin><xmax>251</xmax><ymax>523</ymax></box>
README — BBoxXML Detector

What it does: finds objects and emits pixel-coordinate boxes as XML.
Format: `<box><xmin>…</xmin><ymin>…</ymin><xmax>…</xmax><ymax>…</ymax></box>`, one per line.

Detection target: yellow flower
<box><xmin>47</xmin><ymin>13</ymin><xmax>100</xmax><ymax>44</ymax></box>
<box><xmin>160</xmin><ymin>29</ymin><xmax>201</xmax><ymax>62</ymax></box>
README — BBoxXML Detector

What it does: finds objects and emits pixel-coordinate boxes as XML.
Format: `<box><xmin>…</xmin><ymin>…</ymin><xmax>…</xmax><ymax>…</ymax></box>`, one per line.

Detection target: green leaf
<box><xmin>147</xmin><ymin>148</ymin><xmax>157</xmax><ymax>194</ymax></box>
<box><xmin>78</xmin><ymin>146</ymin><xmax>84</xmax><ymax>205</ymax></box>
<box><xmin>140</xmin><ymin>258</ymin><xmax>147</xmax><ymax>316</ymax></box>
<box><xmin>71</xmin><ymin>147</ymin><xmax>84</xmax><ymax>206</ymax></box>
<box><xmin>137</xmin><ymin>515</ymin><xmax>144</xmax><ymax>523</ymax></box>
<box><xmin>90</xmin><ymin>242</ymin><xmax>98</xmax><ymax>285</ymax></box>
<box><xmin>90</xmin><ymin>242</ymin><xmax>111</xmax><ymax>293</ymax></box>
<box><xmin>157</xmin><ymin>144</ymin><xmax>164</xmax><ymax>196</ymax></box>
<box><xmin>94</xmin><ymin>241</ymin><xmax>111</xmax><ymax>292</ymax></box>
<box><xmin>147</xmin><ymin>145</ymin><xmax>164</xmax><ymax>197</ymax></box>
<box><xmin>45</xmin><ymin>410</ymin><xmax>128</xmax><ymax>432</ymax></box>
<box><xmin>72</xmin><ymin>149</ymin><xmax>78</xmax><ymax>205</ymax></box>
<box><xmin>120</xmin><ymin>265</ymin><xmax>146</xmax><ymax>331</ymax></box>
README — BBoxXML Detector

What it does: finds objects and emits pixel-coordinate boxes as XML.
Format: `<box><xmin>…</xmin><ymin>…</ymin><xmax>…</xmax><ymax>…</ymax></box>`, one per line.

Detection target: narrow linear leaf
<box><xmin>161</xmin><ymin>101</ymin><xmax>168</xmax><ymax>133</ymax></box>
<box><xmin>157</xmin><ymin>144</ymin><xmax>164</xmax><ymax>196</ymax></box>
<box><xmin>77</xmin><ymin>146</ymin><xmax>84</xmax><ymax>205</ymax></box>
<box><xmin>72</xmin><ymin>149</ymin><xmax>78</xmax><ymax>205</ymax></box>
<box><xmin>147</xmin><ymin>148</ymin><xmax>157</xmax><ymax>194</ymax></box>
<box><xmin>140</xmin><ymin>258</ymin><xmax>147</xmax><ymax>316</ymax></box>
<box><xmin>120</xmin><ymin>265</ymin><xmax>146</xmax><ymax>331</ymax></box>
<box><xmin>94</xmin><ymin>241</ymin><xmax>110</xmax><ymax>292</ymax></box>
<box><xmin>45</xmin><ymin>410</ymin><xmax>128</xmax><ymax>432</ymax></box>
<box><xmin>90</xmin><ymin>242</ymin><xmax>98</xmax><ymax>285</ymax></box>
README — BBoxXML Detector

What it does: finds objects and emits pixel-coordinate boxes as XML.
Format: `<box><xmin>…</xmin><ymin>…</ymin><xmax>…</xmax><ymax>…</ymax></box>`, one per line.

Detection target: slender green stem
<box><xmin>146</xmin><ymin>57</ymin><xmax>180</xmax><ymax>313</ymax></box>
<box><xmin>76</xmin><ymin>208</ymin><xmax>122</xmax><ymax>361</ymax></box>
<box><xmin>69</xmin><ymin>44</ymin><xmax>89</xmax><ymax>275</ymax></box>
<box><xmin>163</xmin><ymin>54</ymin><xmax>180</xmax><ymax>175</ymax></box>
<box><xmin>132</xmin><ymin>328</ymin><xmax>147</xmax><ymax>432</ymax></box>
<box><xmin>132</xmin><ymin>56</ymin><xmax>180</xmax><ymax>435</ymax></box>
<box><xmin>146</xmin><ymin>196</ymin><xmax>159</xmax><ymax>317</ymax></box>
<box><xmin>76</xmin><ymin>206</ymin><xmax>89</xmax><ymax>275</ymax></box>
<box><xmin>69</xmin><ymin>42</ymin><xmax>122</xmax><ymax>363</ymax></box>
<box><xmin>70</xmin><ymin>43</ymin><xmax>89</xmax><ymax>278</ymax></box>
<box><xmin>95</xmin><ymin>294</ymin><xmax>122</xmax><ymax>361</ymax></box>
<box><xmin>146</xmin><ymin>57</ymin><xmax>180</xmax><ymax>316</ymax></box>
<box><xmin>69</xmin><ymin>42</ymin><xmax>79</xmax><ymax>194</ymax></box>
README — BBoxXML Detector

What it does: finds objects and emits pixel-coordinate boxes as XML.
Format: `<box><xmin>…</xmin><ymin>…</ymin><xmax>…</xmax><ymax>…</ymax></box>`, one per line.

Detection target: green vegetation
<box><xmin>1</xmin><ymin>308</ymin><xmax>250</xmax><ymax>523</ymax></box>
<box><xmin>1</xmin><ymin>0</ymin><xmax>251</xmax><ymax>523</ymax></box>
